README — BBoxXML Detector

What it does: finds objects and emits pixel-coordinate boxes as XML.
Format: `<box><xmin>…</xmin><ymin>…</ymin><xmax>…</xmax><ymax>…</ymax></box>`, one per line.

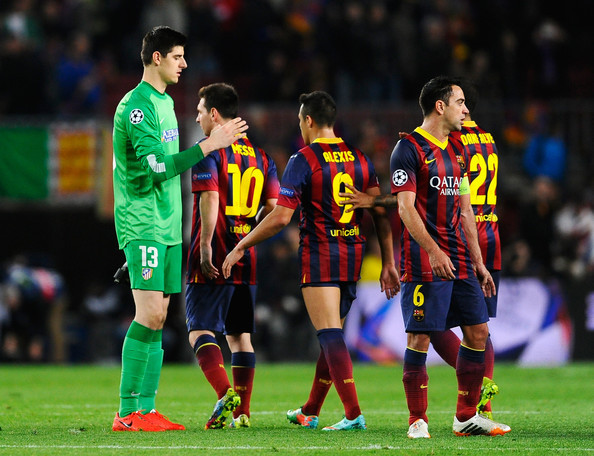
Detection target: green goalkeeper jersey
<box><xmin>113</xmin><ymin>81</ymin><xmax>183</xmax><ymax>249</ymax></box>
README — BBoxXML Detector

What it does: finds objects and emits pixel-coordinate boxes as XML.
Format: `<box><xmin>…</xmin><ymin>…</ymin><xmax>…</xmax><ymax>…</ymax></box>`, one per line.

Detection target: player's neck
<box><xmin>312</xmin><ymin>127</ymin><xmax>336</xmax><ymax>141</ymax></box>
<box><xmin>419</xmin><ymin>118</ymin><xmax>449</xmax><ymax>143</ymax></box>
<box><xmin>142</xmin><ymin>68</ymin><xmax>167</xmax><ymax>94</ymax></box>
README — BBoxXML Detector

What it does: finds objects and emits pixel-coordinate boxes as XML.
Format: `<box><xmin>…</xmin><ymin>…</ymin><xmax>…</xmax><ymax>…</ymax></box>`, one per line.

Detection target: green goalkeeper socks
<box><xmin>118</xmin><ymin>321</ymin><xmax>155</xmax><ymax>417</ymax></box>
<box><xmin>139</xmin><ymin>329</ymin><xmax>164</xmax><ymax>413</ymax></box>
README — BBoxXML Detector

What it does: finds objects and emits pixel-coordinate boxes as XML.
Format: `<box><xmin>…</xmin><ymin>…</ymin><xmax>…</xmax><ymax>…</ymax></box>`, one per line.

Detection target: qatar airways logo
<box><xmin>430</xmin><ymin>175</ymin><xmax>462</xmax><ymax>196</ymax></box>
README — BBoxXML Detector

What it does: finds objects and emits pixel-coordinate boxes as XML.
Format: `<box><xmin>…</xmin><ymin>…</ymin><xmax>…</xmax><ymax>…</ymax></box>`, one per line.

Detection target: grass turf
<box><xmin>0</xmin><ymin>362</ymin><xmax>593</xmax><ymax>455</ymax></box>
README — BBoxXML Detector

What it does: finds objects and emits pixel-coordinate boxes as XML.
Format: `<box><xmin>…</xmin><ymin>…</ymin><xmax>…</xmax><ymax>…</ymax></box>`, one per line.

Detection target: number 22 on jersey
<box><xmin>469</xmin><ymin>153</ymin><xmax>498</xmax><ymax>206</ymax></box>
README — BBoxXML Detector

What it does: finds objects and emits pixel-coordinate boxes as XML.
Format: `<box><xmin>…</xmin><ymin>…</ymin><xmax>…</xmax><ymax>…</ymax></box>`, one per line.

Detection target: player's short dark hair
<box><xmin>298</xmin><ymin>91</ymin><xmax>337</xmax><ymax>127</ymax></box>
<box><xmin>198</xmin><ymin>83</ymin><xmax>239</xmax><ymax>119</ymax></box>
<box><xmin>458</xmin><ymin>78</ymin><xmax>479</xmax><ymax>113</ymax></box>
<box><xmin>141</xmin><ymin>26</ymin><xmax>187</xmax><ymax>66</ymax></box>
<box><xmin>419</xmin><ymin>75</ymin><xmax>463</xmax><ymax>117</ymax></box>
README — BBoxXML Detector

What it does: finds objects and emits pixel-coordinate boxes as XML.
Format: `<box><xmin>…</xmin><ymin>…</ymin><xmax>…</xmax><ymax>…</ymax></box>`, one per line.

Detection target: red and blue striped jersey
<box><xmin>277</xmin><ymin>138</ymin><xmax>379</xmax><ymax>284</ymax></box>
<box><xmin>451</xmin><ymin>121</ymin><xmax>501</xmax><ymax>271</ymax></box>
<box><xmin>187</xmin><ymin>136</ymin><xmax>279</xmax><ymax>284</ymax></box>
<box><xmin>390</xmin><ymin>127</ymin><xmax>473</xmax><ymax>282</ymax></box>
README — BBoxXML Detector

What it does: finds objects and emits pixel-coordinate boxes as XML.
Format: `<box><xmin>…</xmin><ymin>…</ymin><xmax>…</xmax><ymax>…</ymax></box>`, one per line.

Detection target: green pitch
<box><xmin>1</xmin><ymin>363</ymin><xmax>593</xmax><ymax>455</ymax></box>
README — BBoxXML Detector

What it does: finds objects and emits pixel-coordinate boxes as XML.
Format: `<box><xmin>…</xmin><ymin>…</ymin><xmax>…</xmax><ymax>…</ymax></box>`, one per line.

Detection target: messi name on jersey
<box><xmin>162</xmin><ymin>128</ymin><xmax>179</xmax><ymax>143</ymax></box>
<box><xmin>232</xmin><ymin>143</ymin><xmax>256</xmax><ymax>157</ymax></box>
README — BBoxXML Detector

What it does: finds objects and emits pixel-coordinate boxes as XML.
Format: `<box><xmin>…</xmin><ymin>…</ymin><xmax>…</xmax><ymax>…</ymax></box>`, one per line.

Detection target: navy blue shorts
<box><xmin>401</xmin><ymin>277</ymin><xmax>488</xmax><ymax>332</ymax></box>
<box><xmin>301</xmin><ymin>281</ymin><xmax>357</xmax><ymax>319</ymax></box>
<box><xmin>185</xmin><ymin>283</ymin><xmax>256</xmax><ymax>335</ymax></box>
<box><xmin>444</xmin><ymin>270</ymin><xmax>499</xmax><ymax>328</ymax></box>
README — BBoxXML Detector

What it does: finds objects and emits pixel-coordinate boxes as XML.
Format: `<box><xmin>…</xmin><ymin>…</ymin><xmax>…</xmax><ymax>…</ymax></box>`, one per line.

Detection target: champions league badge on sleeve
<box><xmin>392</xmin><ymin>169</ymin><xmax>408</xmax><ymax>186</ymax></box>
<box><xmin>130</xmin><ymin>109</ymin><xmax>144</xmax><ymax>124</ymax></box>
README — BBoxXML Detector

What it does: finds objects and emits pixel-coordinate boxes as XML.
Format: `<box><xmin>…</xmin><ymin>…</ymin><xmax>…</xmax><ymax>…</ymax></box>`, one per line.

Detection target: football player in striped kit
<box><xmin>339</xmin><ymin>76</ymin><xmax>510</xmax><ymax>438</ymax></box>
<box><xmin>431</xmin><ymin>79</ymin><xmax>502</xmax><ymax>421</ymax></box>
<box><xmin>185</xmin><ymin>83</ymin><xmax>279</xmax><ymax>430</ymax></box>
<box><xmin>223</xmin><ymin>91</ymin><xmax>400</xmax><ymax>431</ymax></box>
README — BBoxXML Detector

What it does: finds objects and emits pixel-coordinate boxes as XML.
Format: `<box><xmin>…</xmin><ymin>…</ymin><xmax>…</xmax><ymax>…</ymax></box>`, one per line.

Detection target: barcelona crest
<box><xmin>413</xmin><ymin>309</ymin><xmax>425</xmax><ymax>322</ymax></box>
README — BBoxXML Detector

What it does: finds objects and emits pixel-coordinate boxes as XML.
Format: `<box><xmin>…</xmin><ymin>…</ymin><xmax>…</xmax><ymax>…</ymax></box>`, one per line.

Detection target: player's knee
<box><xmin>188</xmin><ymin>333</ymin><xmax>198</xmax><ymax>348</ymax></box>
<box><xmin>144</xmin><ymin>310</ymin><xmax>167</xmax><ymax>329</ymax></box>
<box><xmin>465</xmin><ymin>324</ymin><xmax>489</xmax><ymax>348</ymax></box>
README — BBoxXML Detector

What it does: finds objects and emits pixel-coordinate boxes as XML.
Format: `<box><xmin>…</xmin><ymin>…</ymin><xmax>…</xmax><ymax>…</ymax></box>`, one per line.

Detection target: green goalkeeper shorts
<box><xmin>124</xmin><ymin>240</ymin><xmax>182</xmax><ymax>294</ymax></box>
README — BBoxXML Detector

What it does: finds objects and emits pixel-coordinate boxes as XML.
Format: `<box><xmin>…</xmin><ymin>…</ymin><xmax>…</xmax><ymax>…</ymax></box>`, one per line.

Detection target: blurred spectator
<box><xmin>363</xmin><ymin>1</ymin><xmax>400</xmax><ymax>102</ymax></box>
<box><xmin>0</xmin><ymin>0</ymin><xmax>46</xmax><ymax>114</ymax></box>
<box><xmin>501</xmin><ymin>239</ymin><xmax>538</xmax><ymax>277</ymax></box>
<box><xmin>528</xmin><ymin>18</ymin><xmax>568</xmax><ymax>97</ymax></box>
<box><xmin>2</xmin><ymin>0</ymin><xmax>594</xmax><ymax>113</ymax></box>
<box><xmin>519</xmin><ymin>177</ymin><xmax>560</xmax><ymax>276</ymax></box>
<box><xmin>554</xmin><ymin>190</ymin><xmax>594</xmax><ymax>278</ymax></box>
<box><xmin>417</xmin><ymin>15</ymin><xmax>451</xmax><ymax>86</ymax></box>
<box><xmin>55</xmin><ymin>31</ymin><xmax>102</xmax><ymax>116</ymax></box>
<box><xmin>140</xmin><ymin>0</ymin><xmax>187</xmax><ymax>36</ymax></box>
<box><xmin>0</xmin><ymin>255</ymin><xmax>67</xmax><ymax>363</ymax></box>
<box><xmin>331</xmin><ymin>1</ymin><xmax>368</xmax><ymax>103</ymax></box>
<box><xmin>81</xmin><ymin>280</ymin><xmax>131</xmax><ymax>364</ymax></box>
<box><xmin>255</xmin><ymin>223</ymin><xmax>315</xmax><ymax>361</ymax></box>
<box><xmin>523</xmin><ymin>110</ymin><xmax>567</xmax><ymax>182</ymax></box>
<box><xmin>355</xmin><ymin>118</ymin><xmax>392</xmax><ymax>192</ymax></box>
<box><xmin>185</xmin><ymin>0</ymin><xmax>220</xmax><ymax>78</ymax></box>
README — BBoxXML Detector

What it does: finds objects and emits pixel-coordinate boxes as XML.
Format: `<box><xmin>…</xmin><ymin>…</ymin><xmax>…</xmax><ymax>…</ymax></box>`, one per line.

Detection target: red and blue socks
<box><xmin>317</xmin><ymin>328</ymin><xmax>361</xmax><ymax>420</ymax></box>
<box><xmin>194</xmin><ymin>334</ymin><xmax>231</xmax><ymax>399</ymax></box>
<box><xmin>456</xmin><ymin>343</ymin><xmax>486</xmax><ymax>421</ymax></box>
<box><xmin>402</xmin><ymin>347</ymin><xmax>429</xmax><ymax>425</ymax></box>
<box><xmin>302</xmin><ymin>349</ymin><xmax>333</xmax><ymax>416</ymax></box>
<box><xmin>231</xmin><ymin>351</ymin><xmax>255</xmax><ymax>418</ymax></box>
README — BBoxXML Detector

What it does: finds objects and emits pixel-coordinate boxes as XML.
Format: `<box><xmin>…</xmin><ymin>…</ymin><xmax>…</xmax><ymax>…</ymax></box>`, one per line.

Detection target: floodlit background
<box><xmin>0</xmin><ymin>0</ymin><xmax>592</xmax><ymax>364</ymax></box>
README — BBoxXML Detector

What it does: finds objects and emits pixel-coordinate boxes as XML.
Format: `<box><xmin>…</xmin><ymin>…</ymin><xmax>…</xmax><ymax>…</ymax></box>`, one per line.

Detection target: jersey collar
<box><xmin>312</xmin><ymin>137</ymin><xmax>343</xmax><ymax>144</ymax></box>
<box><xmin>414</xmin><ymin>127</ymin><xmax>448</xmax><ymax>149</ymax></box>
<box><xmin>462</xmin><ymin>120</ymin><xmax>477</xmax><ymax>128</ymax></box>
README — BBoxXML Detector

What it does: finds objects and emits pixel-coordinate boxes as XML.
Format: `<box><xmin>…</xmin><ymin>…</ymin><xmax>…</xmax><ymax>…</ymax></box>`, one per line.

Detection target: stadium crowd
<box><xmin>1</xmin><ymin>0</ymin><xmax>593</xmax><ymax>363</ymax></box>
<box><xmin>1</xmin><ymin>0</ymin><xmax>592</xmax><ymax>116</ymax></box>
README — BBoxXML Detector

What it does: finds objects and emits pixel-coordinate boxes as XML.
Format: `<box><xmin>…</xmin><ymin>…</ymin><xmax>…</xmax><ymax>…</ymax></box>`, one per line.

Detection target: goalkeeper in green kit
<box><xmin>111</xmin><ymin>26</ymin><xmax>247</xmax><ymax>432</ymax></box>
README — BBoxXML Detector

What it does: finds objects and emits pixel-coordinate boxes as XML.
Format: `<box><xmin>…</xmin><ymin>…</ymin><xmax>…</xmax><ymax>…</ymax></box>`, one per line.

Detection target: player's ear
<box><xmin>152</xmin><ymin>51</ymin><xmax>161</xmax><ymax>66</ymax></box>
<box><xmin>435</xmin><ymin>99</ymin><xmax>445</xmax><ymax>115</ymax></box>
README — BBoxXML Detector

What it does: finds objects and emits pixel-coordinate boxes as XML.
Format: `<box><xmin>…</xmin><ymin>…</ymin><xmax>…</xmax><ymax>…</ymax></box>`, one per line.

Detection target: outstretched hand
<box><xmin>338</xmin><ymin>183</ymin><xmax>374</xmax><ymax>213</ymax></box>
